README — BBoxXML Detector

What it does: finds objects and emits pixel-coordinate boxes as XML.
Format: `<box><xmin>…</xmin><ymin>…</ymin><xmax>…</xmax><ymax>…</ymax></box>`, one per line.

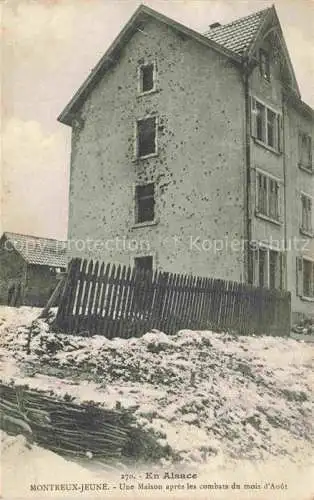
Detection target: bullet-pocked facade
<box><xmin>59</xmin><ymin>5</ymin><xmax>314</xmax><ymax>320</ymax></box>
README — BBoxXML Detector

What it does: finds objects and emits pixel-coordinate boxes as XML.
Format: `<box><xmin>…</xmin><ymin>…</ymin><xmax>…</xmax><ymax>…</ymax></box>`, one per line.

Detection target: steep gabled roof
<box><xmin>2</xmin><ymin>232</ymin><xmax>68</xmax><ymax>268</ymax></box>
<box><xmin>204</xmin><ymin>7</ymin><xmax>271</xmax><ymax>55</ymax></box>
<box><xmin>205</xmin><ymin>5</ymin><xmax>300</xmax><ymax>96</ymax></box>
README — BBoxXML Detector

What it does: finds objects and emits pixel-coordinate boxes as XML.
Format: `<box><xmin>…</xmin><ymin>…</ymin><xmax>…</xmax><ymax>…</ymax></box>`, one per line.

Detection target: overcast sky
<box><xmin>2</xmin><ymin>0</ymin><xmax>313</xmax><ymax>239</ymax></box>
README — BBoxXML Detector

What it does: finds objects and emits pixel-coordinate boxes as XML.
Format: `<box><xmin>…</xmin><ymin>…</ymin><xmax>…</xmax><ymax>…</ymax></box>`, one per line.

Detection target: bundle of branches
<box><xmin>0</xmin><ymin>383</ymin><xmax>132</xmax><ymax>460</ymax></box>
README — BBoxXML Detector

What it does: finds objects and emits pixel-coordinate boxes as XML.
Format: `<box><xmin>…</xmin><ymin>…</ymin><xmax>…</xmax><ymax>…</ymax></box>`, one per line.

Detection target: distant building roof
<box><xmin>2</xmin><ymin>232</ymin><xmax>68</xmax><ymax>268</ymax></box>
<box><xmin>204</xmin><ymin>7</ymin><xmax>271</xmax><ymax>55</ymax></box>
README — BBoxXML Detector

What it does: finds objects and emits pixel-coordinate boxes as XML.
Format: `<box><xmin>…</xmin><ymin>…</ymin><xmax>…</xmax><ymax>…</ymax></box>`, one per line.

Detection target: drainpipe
<box><xmin>243</xmin><ymin>58</ymin><xmax>253</xmax><ymax>284</ymax></box>
<box><xmin>281</xmin><ymin>94</ymin><xmax>288</xmax><ymax>290</ymax></box>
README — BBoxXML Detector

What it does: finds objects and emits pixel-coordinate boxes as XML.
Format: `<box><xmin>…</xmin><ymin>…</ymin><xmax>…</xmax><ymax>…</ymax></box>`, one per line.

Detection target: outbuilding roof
<box><xmin>2</xmin><ymin>232</ymin><xmax>68</xmax><ymax>268</ymax></box>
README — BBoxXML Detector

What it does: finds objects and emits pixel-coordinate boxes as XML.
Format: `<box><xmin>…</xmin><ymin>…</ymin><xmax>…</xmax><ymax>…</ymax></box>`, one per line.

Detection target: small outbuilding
<box><xmin>0</xmin><ymin>232</ymin><xmax>67</xmax><ymax>307</ymax></box>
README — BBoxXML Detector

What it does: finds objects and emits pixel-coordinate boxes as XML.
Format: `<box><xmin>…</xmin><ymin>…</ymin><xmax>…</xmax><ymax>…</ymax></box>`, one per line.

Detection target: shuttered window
<box><xmin>256</xmin><ymin>172</ymin><xmax>280</xmax><ymax>221</ymax></box>
<box><xmin>251</xmin><ymin>97</ymin><xmax>282</xmax><ymax>152</ymax></box>
<box><xmin>253</xmin><ymin>246</ymin><xmax>284</xmax><ymax>290</ymax></box>
<box><xmin>296</xmin><ymin>258</ymin><xmax>314</xmax><ymax>298</ymax></box>
<box><xmin>301</xmin><ymin>194</ymin><xmax>313</xmax><ymax>234</ymax></box>
<box><xmin>298</xmin><ymin>133</ymin><xmax>312</xmax><ymax>171</ymax></box>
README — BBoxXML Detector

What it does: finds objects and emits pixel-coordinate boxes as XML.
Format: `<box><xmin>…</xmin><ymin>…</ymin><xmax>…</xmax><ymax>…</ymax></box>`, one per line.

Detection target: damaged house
<box><xmin>58</xmin><ymin>5</ymin><xmax>313</xmax><ymax>321</ymax></box>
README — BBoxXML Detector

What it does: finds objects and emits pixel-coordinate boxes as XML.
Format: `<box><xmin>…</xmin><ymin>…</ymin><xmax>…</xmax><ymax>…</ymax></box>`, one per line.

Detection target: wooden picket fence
<box><xmin>55</xmin><ymin>258</ymin><xmax>291</xmax><ymax>338</ymax></box>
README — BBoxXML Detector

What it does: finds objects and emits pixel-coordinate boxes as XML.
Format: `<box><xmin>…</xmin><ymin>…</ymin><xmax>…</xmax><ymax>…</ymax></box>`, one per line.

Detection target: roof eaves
<box><xmin>2</xmin><ymin>232</ymin><xmax>68</xmax><ymax>267</ymax></box>
<box><xmin>286</xmin><ymin>93</ymin><xmax>314</xmax><ymax>119</ymax></box>
<box><xmin>247</xmin><ymin>5</ymin><xmax>301</xmax><ymax>97</ymax></box>
<box><xmin>245</xmin><ymin>6</ymin><xmax>273</xmax><ymax>57</ymax></box>
<box><xmin>58</xmin><ymin>4</ymin><xmax>241</xmax><ymax>126</ymax></box>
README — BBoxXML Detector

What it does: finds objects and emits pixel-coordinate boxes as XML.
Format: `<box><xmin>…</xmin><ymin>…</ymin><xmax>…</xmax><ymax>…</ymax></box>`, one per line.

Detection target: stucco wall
<box><xmin>68</xmin><ymin>18</ymin><xmax>246</xmax><ymax>281</ymax></box>
<box><xmin>285</xmin><ymin>105</ymin><xmax>314</xmax><ymax>319</ymax></box>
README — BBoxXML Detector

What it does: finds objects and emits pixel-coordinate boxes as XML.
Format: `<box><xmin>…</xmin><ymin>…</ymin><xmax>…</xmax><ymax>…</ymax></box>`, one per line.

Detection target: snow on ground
<box><xmin>1</xmin><ymin>431</ymin><xmax>313</xmax><ymax>500</ymax></box>
<box><xmin>1</xmin><ymin>306</ymin><xmax>314</xmax><ymax>499</ymax></box>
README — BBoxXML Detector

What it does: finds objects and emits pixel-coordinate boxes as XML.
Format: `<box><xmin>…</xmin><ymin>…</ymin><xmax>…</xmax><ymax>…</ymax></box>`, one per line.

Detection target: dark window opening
<box><xmin>301</xmin><ymin>195</ymin><xmax>312</xmax><ymax>233</ymax></box>
<box><xmin>258</xmin><ymin>173</ymin><xmax>267</xmax><ymax>214</ymax></box>
<box><xmin>256</xmin><ymin>101</ymin><xmax>265</xmax><ymax>142</ymax></box>
<box><xmin>299</xmin><ymin>133</ymin><xmax>312</xmax><ymax>170</ymax></box>
<box><xmin>303</xmin><ymin>260</ymin><xmax>314</xmax><ymax>298</ymax></box>
<box><xmin>134</xmin><ymin>256</ymin><xmax>153</xmax><ymax>273</ymax></box>
<box><xmin>269</xmin><ymin>178</ymin><xmax>279</xmax><ymax>220</ymax></box>
<box><xmin>137</xmin><ymin>117</ymin><xmax>156</xmax><ymax>157</ymax></box>
<box><xmin>136</xmin><ymin>183</ymin><xmax>155</xmax><ymax>223</ymax></box>
<box><xmin>140</xmin><ymin>64</ymin><xmax>154</xmax><ymax>93</ymax></box>
<box><xmin>267</xmin><ymin>109</ymin><xmax>276</xmax><ymax>148</ymax></box>
<box><xmin>260</xmin><ymin>49</ymin><xmax>270</xmax><ymax>81</ymax></box>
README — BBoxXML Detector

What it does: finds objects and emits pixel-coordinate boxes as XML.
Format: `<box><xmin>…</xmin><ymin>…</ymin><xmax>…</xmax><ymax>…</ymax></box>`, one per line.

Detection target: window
<box><xmin>251</xmin><ymin>97</ymin><xmax>281</xmax><ymax>151</ymax></box>
<box><xmin>136</xmin><ymin>116</ymin><xmax>157</xmax><ymax>158</ymax></box>
<box><xmin>303</xmin><ymin>260</ymin><xmax>314</xmax><ymax>298</ymax></box>
<box><xmin>267</xmin><ymin>109</ymin><xmax>276</xmax><ymax>149</ymax></box>
<box><xmin>254</xmin><ymin>246</ymin><xmax>283</xmax><ymax>289</ymax></box>
<box><xmin>297</xmin><ymin>258</ymin><xmax>314</xmax><ymax>298</ymax></box>
<box><xmin>298</xmin><ymin>133</ymin><xmax>312</xmax><ymax>171</ymax></box>
<box><xmin>134</xmin><ymin>256</ymin><xmax>153</xmax><ymax>273</ymax></box>
<box><xmin>301</xmin><ymin>194</ymin><xmax>313</xmax><ymax>234</ymax></box>
<box><xmin>256</xmin><ymin>101</ymin><xmax>265</xmax><ymax>142</ymax></box>
<box><xmin>259</xmin><ymin>49</ymin><xmax>271</xmax><ymax>81</ymax></box>
<box><xmin>135</xmin><ymin>183</ymin><xmax>155</xmax><ymax>224</ymax></box>
<box><xmin>139</xmin><ymin>63</ymin><xmax>155</xmax><ymax>94</ymax></box>
<box><xmin>257</xmin><ymin>172</ymin><xmax>280</xmax><ymax>221</ymax></box>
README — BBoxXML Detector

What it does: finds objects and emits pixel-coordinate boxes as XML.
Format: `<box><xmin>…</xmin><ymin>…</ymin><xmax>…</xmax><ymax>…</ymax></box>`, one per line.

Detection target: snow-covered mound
<box><xmin>1</xmin><ymin>306</ymin><xmax>313</xmax><ymax>472</ymax></box>
<box><xmin>1</xmin><ymin>430</ymin><xmax>92</xmax><ymax>497</ymax></box>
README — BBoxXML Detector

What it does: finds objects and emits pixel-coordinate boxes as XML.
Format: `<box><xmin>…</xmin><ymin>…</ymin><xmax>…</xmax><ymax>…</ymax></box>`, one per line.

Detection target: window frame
<box><xmin>251</xmin><ymin>96</ymin><xmax>282</xmax><ymax>154</ymax></box>
<box><xmin>134</xmin><ymin>115</ymin><xmax>158</xmax><ymax>160</ymax></box>
<box><xmin>138</xmin><ymin>61</ymin><xmax>157</xmax><ymax>96</ymax></box>
<box><xmin>298</xmin><ymin>131</ymin><xmax>313</xmax><ymax>173</ymax></box>
<box><xmin>300</xmin><ymin>192</ymin><xmax>313</xmax><ymax>237</ymax></box>
<box><xmin>133</xmin><ymin>182</ymin><xmax>157</xmax><ymax>227</ymax></box>
<box><xmin>255</xmin><ymin>169</ymin><xmax>282</xmax><ymax>225</ymax></box>
<box><xmin>297</xmin><ymin>257</ymin><xmax>314</xmax><ymax>300</ymax></box>
<box><xmin>132</xmin><ymin>253</ymin><xmax>157</xmax><ymax>273</ymax></box>
<box><xmin>253</xmin><ymin>242</ymin><xmax>284</xmax><ymax>290</ymax></box>
<box><xmin>259</xmin><ymin>49</ymin><xmax>271</xmax><ymax>82</ymax></box>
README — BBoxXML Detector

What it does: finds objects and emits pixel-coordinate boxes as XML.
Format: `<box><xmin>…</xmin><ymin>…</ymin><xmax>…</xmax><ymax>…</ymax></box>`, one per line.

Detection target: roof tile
<box><xmin>3</xmin><ymin>232</ymin><xmax>68</xmax><ymax>268</ymax></box>
<box><xmin>204</xmin><ymin>8</ymin><xmax>271</xmax><ymax>56</ymax></box>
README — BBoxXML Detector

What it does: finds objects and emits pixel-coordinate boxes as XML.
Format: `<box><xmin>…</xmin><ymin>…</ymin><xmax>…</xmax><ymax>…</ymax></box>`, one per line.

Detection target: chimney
<box><xmin>209</xmin><ymin>22</ymin><xmax>221</xmax><ymax>29</ymax></box>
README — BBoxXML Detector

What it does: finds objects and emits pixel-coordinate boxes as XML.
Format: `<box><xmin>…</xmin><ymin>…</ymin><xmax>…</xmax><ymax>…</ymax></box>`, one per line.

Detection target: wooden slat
<box><xmin>85</xmin><ymin>260</ymin><xmax>99</xmax><ymax>333</ymax></box>
<box><xmin>90</xmin><ymin>261</ymin><xmax>105</xmax><ymax>333</ymax></box>
<box><xmin>96</xmin><ymin>263</ymin><xmax>110</xmax><ymax>333</ymax></box>
<box><xmin>166</xmin><ymin>273</ymin><xmax>182</xmax><ymax>334</ymax></box>
<box><xmin>66</xmin><ymin>259</ymin><xmax>83</xmax><ymax>333</ymax></box>
<box><xmin>111</xmin><ymin>265</ymin><xmax>126</xmax><ymax>339</ymax></box>
<box><xmin>79</xmin><ymin>260</ymin><xmax>93</xmax><ymax>322</ymax></box>
<box><xmin>101</xmin><ymin>263</ymin><xmax>116</xmax><ymax>336</ymax></box>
